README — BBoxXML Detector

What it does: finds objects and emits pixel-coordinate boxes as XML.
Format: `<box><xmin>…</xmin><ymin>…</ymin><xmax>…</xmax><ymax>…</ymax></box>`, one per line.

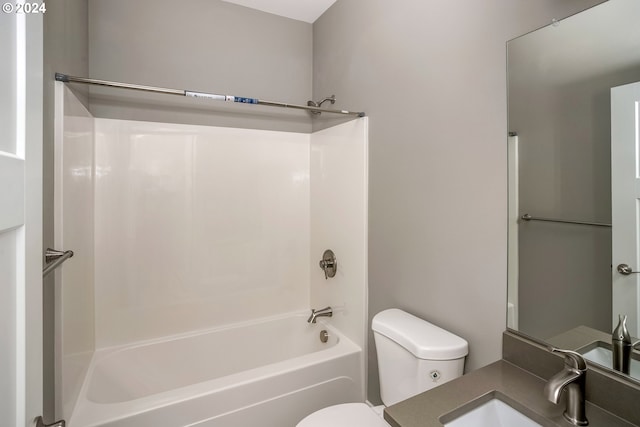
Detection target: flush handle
<box><xmin>319</xmin><ymin>249</ymin><xmax>337</xmax><ymax>279</ymax></box>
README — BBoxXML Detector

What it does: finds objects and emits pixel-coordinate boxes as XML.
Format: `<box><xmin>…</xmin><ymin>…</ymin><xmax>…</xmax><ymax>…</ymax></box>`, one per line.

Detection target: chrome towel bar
<box><xmin>43</xmin><ymin>248</ymin><xmax>74</xmax><ymax>277</ymax></box>
<box><xmin>520</xmin><ymin>214</ymin><xmax>611</xmax><ymax>228</ymax></box>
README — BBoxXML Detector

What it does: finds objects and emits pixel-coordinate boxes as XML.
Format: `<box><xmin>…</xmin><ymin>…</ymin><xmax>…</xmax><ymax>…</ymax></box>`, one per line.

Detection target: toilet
<box><xmin>297</xmin><ymin>308</ymin><xmax>469</xmax><ymax>427</ymax></box>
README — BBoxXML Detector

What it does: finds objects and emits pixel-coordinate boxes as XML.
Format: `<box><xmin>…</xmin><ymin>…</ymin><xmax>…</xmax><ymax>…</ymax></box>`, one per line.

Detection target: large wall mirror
<box><xmin>507</xmin><ymin>0</ymin><xmax>640</xmax><ymax>382</ymax></box>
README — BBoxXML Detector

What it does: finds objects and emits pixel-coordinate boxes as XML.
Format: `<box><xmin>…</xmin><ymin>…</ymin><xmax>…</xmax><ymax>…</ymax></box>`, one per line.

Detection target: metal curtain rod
<box><xmin>520</xmin><ymin>213</ymin><xmax>611</xmax><ymax>228</ymax></box>
<box><xmin>55</xmin><ymin>73</ymin><xmax>365</xmax><ymax>117</ymax></box>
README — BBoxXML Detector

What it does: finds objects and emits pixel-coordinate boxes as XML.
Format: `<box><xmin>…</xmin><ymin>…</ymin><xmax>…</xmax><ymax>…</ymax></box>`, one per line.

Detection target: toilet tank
<box><xmin>372</xmin><ymin>309</ymin><xmax>468</xmax><ymax>406</ymax></box>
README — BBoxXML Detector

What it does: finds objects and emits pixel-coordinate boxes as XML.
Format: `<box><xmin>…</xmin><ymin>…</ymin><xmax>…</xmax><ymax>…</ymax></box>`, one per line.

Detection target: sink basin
<box><xmin>578</xmin><ymin>341</ymin><xmax>640</xmax><ymax>379</ymax></box>
<box><xmin>440</xmin><ymin>393</ymin><xmax>543</xmax><ymax>427</ymax></box>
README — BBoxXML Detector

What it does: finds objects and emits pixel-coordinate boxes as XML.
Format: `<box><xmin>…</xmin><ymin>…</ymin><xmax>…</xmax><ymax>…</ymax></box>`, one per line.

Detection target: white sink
<box><xmin>442</xmin><ymin>397</ymin><xmax>543</xmax><ymax>427</ymax></box>
<box><xmin>579</xmin><ymin>343</ymin><xmax>640</xmax><ymax>379</ymax></box>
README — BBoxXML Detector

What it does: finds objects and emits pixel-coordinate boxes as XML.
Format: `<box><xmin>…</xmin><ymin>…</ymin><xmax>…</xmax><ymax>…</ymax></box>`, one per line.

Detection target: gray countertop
<box><xmin>383</xmin><ymin>360</ymin><xmax>636</xmax><ymax>427</ymax></box>
<box><xmin>546</xmin><ymin>325</ymin><xmax>615</xmax><ymax>352</ymax></box>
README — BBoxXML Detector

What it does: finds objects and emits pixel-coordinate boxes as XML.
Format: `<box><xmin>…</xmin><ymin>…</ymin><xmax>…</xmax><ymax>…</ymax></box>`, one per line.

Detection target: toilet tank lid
<box><xmin>372</xmin><ymin>309</ymin><xmax>468</xmax><ymax>360</ymax></box>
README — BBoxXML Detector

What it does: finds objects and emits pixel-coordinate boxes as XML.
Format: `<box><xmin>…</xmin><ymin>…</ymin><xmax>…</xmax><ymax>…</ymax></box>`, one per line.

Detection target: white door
<box><xmin>0</xmin><ymin>9</ymin><xmax>43</xmax><ymax>427</ymax></box>
<box><xmin>611</xmin><ymin>81</ymin><xmax>640</xmax><ymax>338</ymax></box>
<box><xmin>507</xmin><ymin>133</ymin><xmax>519</xmax><ymax>330</ymax></box>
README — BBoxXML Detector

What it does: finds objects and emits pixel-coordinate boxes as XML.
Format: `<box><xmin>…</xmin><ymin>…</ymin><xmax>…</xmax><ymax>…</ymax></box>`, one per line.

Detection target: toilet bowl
<box><xmin>297</xmin><ymin>403</ymin><xmax>390</xmax><ymax>427</ymax></box>
<box><xmin>296</xmin><ymin>309</ymin><xmax>469</xmax><ymax>426</ymax></box>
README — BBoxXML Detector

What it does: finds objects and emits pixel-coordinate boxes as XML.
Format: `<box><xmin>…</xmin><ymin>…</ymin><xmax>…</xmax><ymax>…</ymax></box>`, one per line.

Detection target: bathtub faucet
<box><xmin>308</xmin><ymin>306</ymin><xmax>333</xmax><ymax>323</ymax></box>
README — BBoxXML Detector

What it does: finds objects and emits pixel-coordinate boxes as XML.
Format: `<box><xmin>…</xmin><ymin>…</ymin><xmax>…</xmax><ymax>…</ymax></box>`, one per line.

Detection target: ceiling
<box><xmin>221</xmin><ymin>0</ymin><xmax>337</xmax><ymax>23</ymax></box>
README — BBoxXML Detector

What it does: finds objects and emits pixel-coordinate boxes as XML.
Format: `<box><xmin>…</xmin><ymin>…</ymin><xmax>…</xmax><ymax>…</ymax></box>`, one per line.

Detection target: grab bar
<box><xmin>43</xmin><ymin>248</ymin><xmax>74</xmax><ymax>277</ymax></box>
<box><xmin>520</xmin><ymin>214</ymin><xmax>611</xmax><ymax>228</ymax></box>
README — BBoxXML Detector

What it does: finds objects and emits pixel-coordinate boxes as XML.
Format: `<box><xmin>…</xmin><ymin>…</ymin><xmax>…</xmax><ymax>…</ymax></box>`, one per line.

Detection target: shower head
<box><xmin>306</xmin><ymin>95</ymin><xmax>336</xmax><ymax>115</ymax></box>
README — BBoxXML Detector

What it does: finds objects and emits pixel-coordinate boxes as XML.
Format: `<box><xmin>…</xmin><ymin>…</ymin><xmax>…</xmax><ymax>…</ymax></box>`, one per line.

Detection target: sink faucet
<box><xmin>307</xmin><ymin>306</ymin><xmax>332</xmax><ymax>323</ymax></box>
<box><xmin>544</xmin><ymin>348</ymin><xmax>588</xmax><ymax>426</ymax></box>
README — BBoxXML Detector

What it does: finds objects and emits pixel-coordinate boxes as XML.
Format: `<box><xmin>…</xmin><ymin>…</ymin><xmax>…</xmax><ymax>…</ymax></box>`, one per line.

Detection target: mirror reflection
<box><xmin>507</xmin><ymin>0</ymin><xmax>640</xmax><ymax>380</ymax></box>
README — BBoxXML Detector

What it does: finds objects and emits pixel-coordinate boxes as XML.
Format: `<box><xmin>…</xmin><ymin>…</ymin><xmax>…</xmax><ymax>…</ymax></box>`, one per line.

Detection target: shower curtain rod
<box><xmin>55</xmin><ymin>73</ymin><xmax>365</xmax><ymax>117</ymax></box>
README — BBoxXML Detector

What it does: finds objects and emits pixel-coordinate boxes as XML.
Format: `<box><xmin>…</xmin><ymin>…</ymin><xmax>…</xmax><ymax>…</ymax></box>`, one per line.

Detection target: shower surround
<box><xmin>93</xmin><ymin>117</ymin><xmax>311</xmax><ymax>347</ymax></box>
<box><xmin>54</xmin><ymin>84</ymin><xmax>368</xmax><ymax>426</ymax></box>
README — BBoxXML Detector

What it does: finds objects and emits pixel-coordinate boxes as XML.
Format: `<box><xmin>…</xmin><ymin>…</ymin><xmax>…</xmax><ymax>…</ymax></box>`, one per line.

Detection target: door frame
<box><xmin>0</xmin><ymin>9</ymin><xmax>44</xmax><ymax>427</ymax></box>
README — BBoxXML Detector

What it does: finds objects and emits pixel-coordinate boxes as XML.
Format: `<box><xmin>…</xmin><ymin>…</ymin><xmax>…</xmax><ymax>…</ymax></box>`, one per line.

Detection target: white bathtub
<box><xmin>68</xmin><ymin>313</ymin><xmax>363</xmax><ymax>427</ymax></box>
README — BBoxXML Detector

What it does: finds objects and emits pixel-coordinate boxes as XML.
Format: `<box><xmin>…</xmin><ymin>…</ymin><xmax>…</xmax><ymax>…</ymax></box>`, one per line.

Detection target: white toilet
<box><xmin>297</xmin><ymin>308</ymin><xmax>469</xmax><ymax>427</ymax></box>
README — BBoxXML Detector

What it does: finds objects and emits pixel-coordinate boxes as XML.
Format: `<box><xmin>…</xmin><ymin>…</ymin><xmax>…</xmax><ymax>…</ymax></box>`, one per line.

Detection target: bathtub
<box><xmin>68</xmin><ymin>313</ymin><xmax>363</xmax><ymax>427</ymax></box>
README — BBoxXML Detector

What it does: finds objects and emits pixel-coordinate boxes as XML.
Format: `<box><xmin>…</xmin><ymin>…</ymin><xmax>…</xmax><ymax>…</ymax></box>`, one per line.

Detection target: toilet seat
<box><xmin>297</xmin><ymin>403</ymin><xmax>390</xmax><ymax>427</ymax></box>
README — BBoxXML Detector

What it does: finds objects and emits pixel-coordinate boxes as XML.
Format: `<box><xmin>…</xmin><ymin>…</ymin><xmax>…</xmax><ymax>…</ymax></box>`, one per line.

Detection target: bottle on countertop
<box><xmin>612</xmin><ymin>314</ymin><xmax>632</xmax><ymax>375</ymax></box>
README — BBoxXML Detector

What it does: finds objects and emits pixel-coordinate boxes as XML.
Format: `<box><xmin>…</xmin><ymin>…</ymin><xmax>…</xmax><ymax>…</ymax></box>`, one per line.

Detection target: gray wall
<box><xmin>312</xmin><ymin>0</ymin><xmax>604</xmax><ymax>404</ymax></box>
<box><xmin>512</xmin><ymin>60</ymin><xmax>616</xmax><ymax>340</ymax></box>
<box><xmin>88</xmin><ymin>0</ymin><xmax>313</xmax><ymax>133</ymax></box>
<box><xmin>43</xmin><ymin>0</ymin><xmax>89</xmax><ymax>420</ymax></box>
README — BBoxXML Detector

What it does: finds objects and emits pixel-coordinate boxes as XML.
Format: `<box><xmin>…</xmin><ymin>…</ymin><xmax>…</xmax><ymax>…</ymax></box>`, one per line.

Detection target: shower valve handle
<box><xmin>318</xmin><ymin>249</ymin><xmax>337</xmax><ymax>280</ymax></box>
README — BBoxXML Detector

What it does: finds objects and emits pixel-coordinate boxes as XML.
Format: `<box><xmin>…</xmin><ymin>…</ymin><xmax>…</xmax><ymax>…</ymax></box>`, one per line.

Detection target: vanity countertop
<box><xmin>383</xmin><ymin>359</ymin><xmax>636</xmax><ymax>427</ymax></box>
<box><xmin>546</xmin><ymin>325</ymin><xmax>614</xmax><ymax>351</ymax></box>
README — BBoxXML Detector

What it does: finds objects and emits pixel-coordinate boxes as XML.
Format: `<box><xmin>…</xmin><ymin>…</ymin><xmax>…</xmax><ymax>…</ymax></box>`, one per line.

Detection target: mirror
<box><xmin>507</xmin><ymin>0</ymin><xmax>640</xmax><ymax>381</ymax></box>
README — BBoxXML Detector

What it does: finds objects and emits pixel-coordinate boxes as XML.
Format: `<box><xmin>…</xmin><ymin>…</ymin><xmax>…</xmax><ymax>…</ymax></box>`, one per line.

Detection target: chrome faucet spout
<box><xmin>544</xmin><ymin>348</ymin><xmax>588</xmax><ymax>426</ymax></box>
<box><xmin>307</xmin><ymin>306</ymin><xmax>333</xmax><ymax>323</ymax></box>
<box><xmin>544</xmin><ymin>367</ymin><xmax>583</xmax><ymax>403</ymax></box>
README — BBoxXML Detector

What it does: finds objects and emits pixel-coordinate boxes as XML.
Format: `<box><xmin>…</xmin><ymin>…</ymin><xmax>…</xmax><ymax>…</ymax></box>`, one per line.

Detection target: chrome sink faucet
<box><xmin>544</xmin><ymin>348</ymin><xmax>588</xmax><ymax>426</ymax></box>
<box><xmin>307</xmin><ymin>306</ymin><xmax>332</xmax><ymax>323</ymax></box>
